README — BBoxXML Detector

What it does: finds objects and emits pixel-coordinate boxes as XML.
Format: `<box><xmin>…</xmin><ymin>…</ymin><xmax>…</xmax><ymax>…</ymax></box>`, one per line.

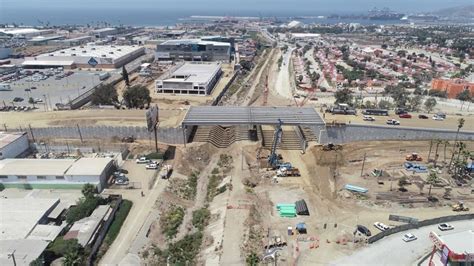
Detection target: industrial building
<box><xmin>64</xmin><ymin>205</ymin><xmax>111</xmax><ymax>247</ymax></box>
<box><xmin>0</xmin><ymin>198</ymin><xmax>62</xmax><ymax>265</ymax></box>
<box><xmin>21</xmin><ymin>44</ymin><xmax>145</xmax><ymax>69</ymax></box>
<box><xmin>156</xmin><ymin>39</ymin><xmax>231</xmax><ymax>62</ymax></box>
<box><xmin>0</xmin><ymin>157</ymin><xmax>114</xmax><ymax>191</ymax></box>
<box><xmin>91</xmin><ymin>27</ymin><xmax>118</xmax><ymax>38</ymax></box>
<box><xmin>0</xmin><ymin>28</ymin><xmax>55</xmax><ymax>38</ymax></box>
<box><xmin>156</xmin><ymin>62</ymin><xmax>222</xmax><ymax>95</ymax></box>
<box><xmin>0</xmin><ymin>132</ymin><xmax>29</xmax><ymax>159</ymax></box>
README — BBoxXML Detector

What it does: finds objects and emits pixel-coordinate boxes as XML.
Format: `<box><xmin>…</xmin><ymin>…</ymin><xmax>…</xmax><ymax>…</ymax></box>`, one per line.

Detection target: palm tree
<box><xmin>443</xmin><ymin>140</ymin><xmax>449</xmax><ymax>163</ymax></box>
<box><xmin>81</xmin><ymin>183</ymin><xmax>96</xmax><ymax>199</ymax></box>
<box><xmin>427</xmin><ymin>172</ymin><xmax>439</xmax><ymax>196</ymax></box>
<box><xmin>63</xmin><ymin>250</ymin><xmax>83</xmax><ymax>266</ymax></box>
<box><xmin>434</xmin><ymin>139</ymin><xmax>441</xmax><ymax>167</ymax></box>
<box><xmin>449</xmin><ymin>118</ymin><xmax>465</xmax><ymax>171</ymax></box>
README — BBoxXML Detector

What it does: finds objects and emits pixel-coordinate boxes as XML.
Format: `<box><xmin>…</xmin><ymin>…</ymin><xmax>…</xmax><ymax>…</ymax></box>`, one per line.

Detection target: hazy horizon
<box><xmin>1</xmin><ymin>0</ymin><xmax>472</xmax><ymax>26</ymax></box>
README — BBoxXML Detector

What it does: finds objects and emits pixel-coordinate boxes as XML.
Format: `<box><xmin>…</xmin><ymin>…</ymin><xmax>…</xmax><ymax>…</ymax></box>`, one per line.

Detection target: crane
<box><xmin>268</xmin><ymin>119</ymin><xmax>283</xmax><ymax>168</ymax></box>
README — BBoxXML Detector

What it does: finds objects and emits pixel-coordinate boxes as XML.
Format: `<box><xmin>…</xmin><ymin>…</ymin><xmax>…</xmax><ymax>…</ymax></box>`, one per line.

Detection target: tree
<box><xmin>63</xmin><ymin>250</ymin><xmax>83</xmax><ymax>266</ymax></box>
<box><xmin>426</xmin><ymin>172</ymin><xmax>439</xmax><ymax>196</ymax></box>
<box><xmin>122</xmin><ymin>66</ymin><xmax>129</xmax><ymax>86</ymax></box>
<box><xmin>47</xmin><ymin>238</ymin><xmax>82</xmax><ymax>257</ymax></box>
<box><xmin>81</xmin><ymin>183</ymin><xmax>96</xmax><ymax>199</ymax></box>
<box><xmin>456</xmin><ymin>89</ymin><xmax>471</xmax><ymax>110</ymax></box>
<box><xmin>123</xmin><ymin>85</ymin><xmax>151</xmax><ymax>109</ymax></box>
<box><xmin>66</xmin><ymin>196</ymin><xmax>99</xmax><ymax>224</ymax></box>
<box><xmin>413</xmin><ymin>87</ymin><xmax>423</xmax><ymax>95</ymax></box>
<box><xmin>334</xmin><ymin>88</ymin><xmax>353</xmax><ymax>105</ymax></box>
<box><xmin>424</xmin><ymin>97</ymin><xmax>437</xmax><ymax>113</ymax></box>
<box><xmin>449</xmin><ymin>118</ymin><xmax>465</xmax><ymax>171</ymax></box>
<box><xmin>378</xmin><ymin>100</ymin><xmax>391</xmax><ymax>110</ymax></box>
<box><xmin>91</xmin><ymin>84</ymin><xmax>118</xmax><ymax>106</ymax></box>
<box><xmin>389</xmin><ymin>86</ymin><xmax>409</xmax><ymax>107</ymax></box>
<box><xmin>408</xmin><ymin>95</ymin><xmax>423</xmax><ymax>112</ymax></box>
<box><xmin>28</xmin><ymin>97</ymin><xmax>36</xmax><ymax>108</ymax></box>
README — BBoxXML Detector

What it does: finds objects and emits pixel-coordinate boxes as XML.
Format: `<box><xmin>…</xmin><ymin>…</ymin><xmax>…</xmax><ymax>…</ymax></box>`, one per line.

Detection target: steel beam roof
<box><xmin>182</xmin><ymin>106</ymin><xmax>324</xmax><ymax>126</ymax></box>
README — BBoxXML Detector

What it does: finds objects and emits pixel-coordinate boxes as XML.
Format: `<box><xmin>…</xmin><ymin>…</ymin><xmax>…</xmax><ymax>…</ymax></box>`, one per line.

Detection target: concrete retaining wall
<box><xmin>368</xmin><ymin>213</ymin><xmax>474</xmax><ymax>244</ymax></box>
<box><xmin>16</xmin><ymin>125</ymin><xmax>189</xmax><ymax>144</ymax></box>
<box><xmin>319</xmin><ymin>124</ymin><xmax>474</xmax><ymax>144</ymax></box>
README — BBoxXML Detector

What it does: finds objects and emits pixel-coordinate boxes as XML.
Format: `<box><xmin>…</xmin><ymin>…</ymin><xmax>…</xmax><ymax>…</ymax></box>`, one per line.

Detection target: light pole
<box><xmin>8</xmin><ymin>250</ymin><xmax>16</xmax><ymax>266</ymax></box>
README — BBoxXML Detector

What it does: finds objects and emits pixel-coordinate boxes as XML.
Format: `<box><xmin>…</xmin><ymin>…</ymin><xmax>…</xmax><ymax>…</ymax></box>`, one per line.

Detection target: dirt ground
<box><xmin>0</xmin><ymin>108</ymin><xmax>186</xmax><ymax>128</ymax></box>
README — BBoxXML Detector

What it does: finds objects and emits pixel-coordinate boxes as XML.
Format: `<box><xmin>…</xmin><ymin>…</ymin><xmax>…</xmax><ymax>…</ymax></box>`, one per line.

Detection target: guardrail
<box><xmin>368</xmin><ymin>213</ymin><xmax>474</xmax><ymax>244</ymax></box>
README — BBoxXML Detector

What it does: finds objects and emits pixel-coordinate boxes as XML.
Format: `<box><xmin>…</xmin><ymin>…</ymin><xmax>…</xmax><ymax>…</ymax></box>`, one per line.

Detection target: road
<box><xmin>332</xmin><ymin>220</ymin><xmax>474</xmax><ymax>266</ymax></box>
<box><xmin>304</xmin><ymin>48</ymin><xmax>330</xmax><ymax>89</ymax></box>
<box><xmin>242</xmin><ymin>49</ymin><xmax>275</xmax><ymax>106</ymax></box>
<box><xmin>100</xmin><ymin>161</ymin><xmax>167</xmax><ymax>265</ymax></box>
<box><xmin>275</xmin><ymin>47</ymin><xmax>295</xmax><ymax>99</ymax></box>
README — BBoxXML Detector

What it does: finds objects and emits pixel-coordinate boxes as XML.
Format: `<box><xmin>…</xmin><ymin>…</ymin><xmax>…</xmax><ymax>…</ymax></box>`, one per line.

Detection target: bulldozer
<box><xmin>452</xmin><ymin>201</ymin><xmax>469</xmax><ymax>212</ymax></box>
<box><xmin>406</xmin><ymin>153</ymin><xmax>423</xmax><ymax>161</ymax></box>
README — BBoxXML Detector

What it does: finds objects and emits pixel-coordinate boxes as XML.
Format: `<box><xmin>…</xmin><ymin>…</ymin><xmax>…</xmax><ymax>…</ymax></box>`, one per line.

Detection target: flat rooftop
<box><xmin>440</xmin><ymin>230</ymin><xmax>474</xmax><ymax>254</ymax></box>
<box><xmin>165</xmin><ymin>63</ymin><xmax>221</xmax><ymax>84</ymax></box>
<box><xmin>0</xmin><ymin>132</ymin><xmax>26</xmax><ymax>150</ymax></box>
<box><xmin>0</xmin><ymin>157</ymin><xmax>112</xmax><ymax>177</ymax></box>
<box><xmin>182</xmin><ymin>106</ymin><xmax>325</xmax><ymax>126</ymax></box>
<box><xmin>160</xmin><ymin>39</ymin><xmax>230</xmax><ymax>47</ymax></box>
<box><xmin>0</xmin><ymin>239</ymin><xmax>49</xmax><ymax>266</ymax></box>
<box><xmin>0</xmin><ymin>198</ymin><xmax>59</xmax><ymax>240</ymax></box>
<box><xmin>37</xmin><ymin>45</ymin><xmax>143</xmax><ymax>60</ymax></box>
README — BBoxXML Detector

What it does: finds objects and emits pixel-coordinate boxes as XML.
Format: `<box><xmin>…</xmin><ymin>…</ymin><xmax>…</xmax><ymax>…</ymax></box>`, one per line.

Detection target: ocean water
<box><xmin>0</xmin><ymin>6</ymin><xmax>405</xmax><ymax>27</ymax></box>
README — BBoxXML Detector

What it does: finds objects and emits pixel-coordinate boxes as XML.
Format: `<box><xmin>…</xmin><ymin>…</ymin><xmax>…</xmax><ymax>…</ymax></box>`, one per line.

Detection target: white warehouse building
<box><xmin>156</xmin><ymin>62</ymin><xmax>222</xmax><ymax>95</ymax></box>
<box><xmin>0</xmin><ymin>132</ymin><xmax>29</xmax><ymax>159</ymax></box>
<box><xmin>22</xmin><ymin>45</ymin><xmax>145</xmax><ymax>69</ymax></box>
<box><xmin>0</xmin><ymin>158</ymin><xmax>114</xmax><ymax>191</ymax></box>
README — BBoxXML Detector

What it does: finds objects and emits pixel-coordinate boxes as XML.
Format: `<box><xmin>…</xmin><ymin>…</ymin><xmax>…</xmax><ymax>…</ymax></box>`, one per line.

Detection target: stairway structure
<box><xmin>191</xmin><ymin>125</ymin><xmax>253</xmax><ymax>148</ymax></box>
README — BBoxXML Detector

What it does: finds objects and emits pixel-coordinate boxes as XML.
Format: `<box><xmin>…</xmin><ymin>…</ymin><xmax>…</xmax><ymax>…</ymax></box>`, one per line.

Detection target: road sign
<box><xmin>88</xmin><ymin>57</ymin><xmax>98</xmax><ymax>67</ymax></box>
<box><xmin>146</xmin><ymin>105</ymin><xmax>159</xmax><ymax>132</ymax></box>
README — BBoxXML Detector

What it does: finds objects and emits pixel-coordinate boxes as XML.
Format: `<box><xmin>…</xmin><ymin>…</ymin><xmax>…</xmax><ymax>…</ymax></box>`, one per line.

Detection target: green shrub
<box><xmin>192</xmin><ymin>208</ymin><xmax>211</xmax><ymax>231</ymax></box>
<box><xmin>206</xmin><ymin>174</ymin><xmax>221</xmax><ymax>202</ymax></box>
<box><xmin>161</xmin><ymin>206</ymin><xmax>185</xmax><ymax>239</ymax></box>
<box><xmin>47</xmin><ymin>238</ymin><xmax>82</xmax><ymax>257</ymax></box>
<box><xmin>146</xmin><ymin>152</ymin><xmax>164</xmax><ymax>160</ymax></box>
<box><xmin>183</xmin><ymin>172</ymin><xmax>198</xmax><ymax>200</ymax></box>
<box><xmin>104</xmin><ymin>200</ymin><xmax>133</xmax><ymax>245</ymax></box>
<box><xmin>66</xmin><ymin>197</ymin><xmax>99</xmax><ymax>224</ymax></box>
<box><xmin>167</xmin><ymin>232</ymin><xmax>203</xmax><ymax>265</ymax></box>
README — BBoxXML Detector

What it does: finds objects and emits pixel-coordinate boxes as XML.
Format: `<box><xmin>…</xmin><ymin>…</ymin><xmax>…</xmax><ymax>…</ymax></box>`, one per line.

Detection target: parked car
<box><xmin>438</xmin><ymin>223</ymin><xmax>454</xmax><ymax>231</ymax></box>
<box><xmin>399</xmin><ymin>113</ymin><xmax>412</xmax><ymax>118</ymax></box>
<box><xmin>115</xmin><ymin>179</ymin><xmax>129</xmax><ymax>185</ymax></box>
<box><xmin>363</xmin><ymin>115</ymin><xmax>375</xmax><ymax>121</ymax></box>
<box><xmin>354</xmin><ymin>225</ymin><xmax>371</xmax><ymax>236</ymax></box>
<box><xmin>13</xmin><ymin>97</ymin><xmax>24</xmax><ymax>102</ymax></box>
<box><xmin>432</xmin><ymin>116</ymin><xmax>444</xmax><ymax>121</ymax></box>
<box><xmin>136</xmin><ymin>157</ymin><xmax>151</xmax><ymax>164</ymax></box>
<box><xmin>402</xmin><ymin>233</ymin><xmax>417</xmax><ymax>242</ymax></box>
<box><xmin>374</xmin><ymin>222</ymin><xmax>390</xmax><ymax>231</ymax></box>
<box><xmin>418</xmin><ymin>114</ymin><xmax>429</xmax><ymax>119</ymax></box>
<box><xmin>386</xmin><ymin>119</ymin><xmax>400</xmax><ymax>125</ymax></box>
<box><xmin>146</xmin><ymin>162</ymin><xmax>159</xmax><ymax>170</ymax></box>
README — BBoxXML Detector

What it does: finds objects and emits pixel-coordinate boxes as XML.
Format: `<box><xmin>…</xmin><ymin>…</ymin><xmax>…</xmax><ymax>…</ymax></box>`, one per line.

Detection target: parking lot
<box><xmin>0</xmin><ymin>69</ymin><xmax>107</xmax><ymax>110</ymax></box>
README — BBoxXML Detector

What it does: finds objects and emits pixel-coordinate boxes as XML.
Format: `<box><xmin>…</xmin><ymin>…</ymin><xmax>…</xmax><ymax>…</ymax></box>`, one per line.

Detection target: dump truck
<box><xmin>406</xmin><ymin>153</ymin><xmax>422</xmax><ymax>161</ymax></box>
<box><xmin>452</xmin><ymin>201</ymin><xmax>469</xmax><ymax>212</ymax></box>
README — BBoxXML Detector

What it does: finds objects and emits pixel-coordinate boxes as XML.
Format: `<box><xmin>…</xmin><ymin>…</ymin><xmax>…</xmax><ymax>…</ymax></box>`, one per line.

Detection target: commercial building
<box><xmin>156</xmin><ymin>62</ymin><xmax>222</xmax><ymax>95</ymax></box>
<box><xmin>429</xmin><ymin>231</ymin><xmax>474</xmax><ymax>265</ymax></box>
<box><xmin>431</xmin><ymin>79</ymin><xmax>474</xmax><ymax>99</ymax></box>
<box><xmin>22</xmin><ymin>45</ymin><xmax>145</xmax><ymax>69</ymax></box>
<box><xmin>0</xmin><ymin>157</ymin><xmax>114</xmax><ymax>191</ymax></box>
<box><xmin>27</xmin><ymin>35</ymin><xmax>65</xmax><ymax>46</ymax></box>
<box><xmin>0</xmin><ymin>28</ymin><xmax>55</xmax><ymax>38</ymax></box>
<box><xmin>52</xmin><ymin>36</ymin><xmax>93</xmax><ymax>46</ymax></box>
<box><xmin>156</xmin><ymin>39</ymin><xmax>231</xmax><ymax>62</ymax></box>
<box><xmin>290</xmin><ymin>33</ymin><xmax>321</xmax><ymax>41</ymax></box>
<box><xmin>0</xmin><ymin>132</ymin><xmax>29</xmax><ymax>159</ymax></box>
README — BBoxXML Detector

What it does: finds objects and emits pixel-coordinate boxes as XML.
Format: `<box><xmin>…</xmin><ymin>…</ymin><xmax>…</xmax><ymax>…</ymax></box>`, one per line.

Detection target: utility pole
<box><xmin>8</xmin><ymin>250</ymin><xmax>16</xmax><ymax>266</ymax></box>
<box><xmin>76</xmin><ymin>124</ymin><xmax>84</xmax><ymax>143</ymax></box>
<box><xmin>360</xmin><ymin>152</ymin><xmax>367</xmax><ymax>177</ymax></box>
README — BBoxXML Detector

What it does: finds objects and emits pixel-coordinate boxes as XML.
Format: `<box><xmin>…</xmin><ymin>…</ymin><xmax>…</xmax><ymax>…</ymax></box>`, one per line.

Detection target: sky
<box><xmin>1</xmin><ymin>0</ymin><xmax>472</xmax><ymax>13</ymax></box>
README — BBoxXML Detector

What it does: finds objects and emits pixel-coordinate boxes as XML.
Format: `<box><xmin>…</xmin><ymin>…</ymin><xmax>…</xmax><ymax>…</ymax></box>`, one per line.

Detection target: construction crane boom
<box><xmin>268</xmin><ymin>119</ymin><xmax>283</xmax><ymax>167</ymax></box>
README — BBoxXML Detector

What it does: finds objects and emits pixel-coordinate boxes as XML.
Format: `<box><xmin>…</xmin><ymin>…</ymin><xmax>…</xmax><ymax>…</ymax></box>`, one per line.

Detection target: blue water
<box><xmin>0</xmin><ymin>7</ymin><xmax>406</xmax><ymax>26</ymax></box>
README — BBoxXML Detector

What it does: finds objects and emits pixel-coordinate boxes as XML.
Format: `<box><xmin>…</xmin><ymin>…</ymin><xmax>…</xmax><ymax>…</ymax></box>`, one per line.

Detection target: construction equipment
<box><xmin>452</xmin><ymin>201</ymin><xmax>469</xmax><ymax>212</ymax></box>
<box><xmin>277</xmin><ymin>167</ymin><xmax>301</xmax><ymax>177</ymax></box>
<box><xmin>322</xmin><ymin>143</ymin><xmax>342</xmax><ymax>151</ymax></box>
<box><xmin>268</xmin><ymin>119</ymin><xmax>283</xmax><ymax>168</ymax></box>
<box><xmin>406</xmin><ymin>153</ymin><xmax>423</xmax><ymax>161</ymax></box>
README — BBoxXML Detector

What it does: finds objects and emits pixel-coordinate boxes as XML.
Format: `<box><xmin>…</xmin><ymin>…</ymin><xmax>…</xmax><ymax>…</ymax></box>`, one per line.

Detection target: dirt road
<box><xmin>275</xmin><ymin>47</ymin><xmax>295</xmax><ymax>99</ymax></box>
